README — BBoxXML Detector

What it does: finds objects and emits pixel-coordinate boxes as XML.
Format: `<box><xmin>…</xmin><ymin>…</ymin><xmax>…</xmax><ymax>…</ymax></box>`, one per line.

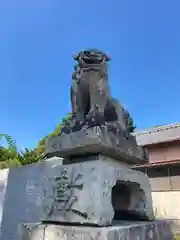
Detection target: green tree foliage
<box><xmin>17</xmin><ymin>148</ymin><xmax>41</xmax><ymax>165</ymax></box>
<box><xmin>52</xmin><ymin>112</ymin><xmax>72</xmax><ymax>136</ymax></box>
<box><xmin>0</xmin><ymin>134</ymin><xmax>41</xmax><ymax>169</ymax></box>
<box><xmin>36</xmin><ymin>112</ymin><xmax>72</xmax><ymax>155</ymax></box>
<box><xmin>36</xmin><ymin>135</ymin><xmax>49</xmax><ymax>156</ymax></box>
<box><xmin>127</xmin><ymin>115</ymin><xmax>136</xmax><ymax>133</ymax></box>
<box><xmin>0</xmin><ymin>158</ymin><xmax>21</xmax><ymax>169</ymax></box>
<box><xmin>0</xmin><ymin>134</ymin><xmax>17</xmax><ymax>152</ymax></box>
<box><xmin>0</xmin><ymin>134</ymin><xmax>20</xmax><ymax>168</ymax></box>
<box><xmin>0</xmin><ymin>146</ymin><xmax>17</xmax><ymax>162</ymax></box>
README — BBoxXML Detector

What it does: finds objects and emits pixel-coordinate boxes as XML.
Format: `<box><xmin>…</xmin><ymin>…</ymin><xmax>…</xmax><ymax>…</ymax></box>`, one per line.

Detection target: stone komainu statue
<box><xmin>70</xmin><ymin>49</ymin><xmax>133</xmax><ymax>134</ymax></box>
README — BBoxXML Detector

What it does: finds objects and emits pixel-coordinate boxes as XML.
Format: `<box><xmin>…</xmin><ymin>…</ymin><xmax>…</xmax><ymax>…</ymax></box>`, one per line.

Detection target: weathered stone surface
<box><xmin>20</xmin><ymin>221</ymin><xmax>173</xmax><ymax>240</ymax></box>
<box><xmin>0</xmin><ymin>157</ymin><xmax>63</xmax><ymax>240</ymax></box>
<box><xmin>69</xmin><ymin>50</ymin><xmax>135</xmax><ymax>135</ymax></box>
<box><xmin>45</xmin><ymin>127</ymin><xmax>146</xmax><ymax>164</ymax></box>
<box><xmin>0</xmin><ymin>168</ymin><xmax>9</xmax><ymax>238</ymax></box>
<box><xmin>46</xmin><ymin>49</ymin><xmax>146</xmax><ymax>165</ymax></box>
<box><xmin>41</xmin><ymin>155</ymin><xmax>154</xmax><ymax>225</ymax></box>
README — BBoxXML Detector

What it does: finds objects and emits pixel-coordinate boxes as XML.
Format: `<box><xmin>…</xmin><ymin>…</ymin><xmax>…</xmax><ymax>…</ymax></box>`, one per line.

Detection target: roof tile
<box><xmin>133</xmin><ymin>123</ymin><xmax>180</xmax><ymax>146</ymax></box>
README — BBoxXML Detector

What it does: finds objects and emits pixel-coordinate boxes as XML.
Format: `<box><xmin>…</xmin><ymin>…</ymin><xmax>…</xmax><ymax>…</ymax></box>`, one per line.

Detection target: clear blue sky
<box><xmin>1</xmin><ymin>0</ymin><xmax>180</xmax><ymax>149</ymax></box>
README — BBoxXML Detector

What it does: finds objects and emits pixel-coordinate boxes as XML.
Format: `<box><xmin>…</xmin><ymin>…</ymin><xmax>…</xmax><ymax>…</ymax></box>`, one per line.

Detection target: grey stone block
<box><xmin>19</xmin><ymin>221</ymin><xmax>173</xmax><ymax>240</ymax></box>
<box><xmin>0</xmin><ymin>157</ymin><xmax>63</xmax><ymax>240</ymax></box>
<box><xmin>45</xmin><ymin>127</ymin><xmax>146</xmax><ymax>164</ymax></box>
<box><xmin>41</xmin><ymin>155</ymin><xmax>154</xmax><ymax>226</ymax></box>
<box><xmin>0</xmin><ymin>169</ymin><xmax>9</xmax><ymax>238</ymax></box>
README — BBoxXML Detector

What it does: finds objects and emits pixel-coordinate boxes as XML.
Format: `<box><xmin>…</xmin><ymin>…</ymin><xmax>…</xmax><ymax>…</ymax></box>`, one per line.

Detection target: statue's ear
<box><xmin>73</xmin><ymin>54</ymin><xmax>79</xmax><ymax>61</ymax></box>
<box><xmin>105</xmin><ymin>54</ymin><xmax>110</xmax><ymax>61</ymax></box>
<box><xmin>72</xmin><ymin>72</ymin><xmax>76</xmax><ymax>79</ymax></box>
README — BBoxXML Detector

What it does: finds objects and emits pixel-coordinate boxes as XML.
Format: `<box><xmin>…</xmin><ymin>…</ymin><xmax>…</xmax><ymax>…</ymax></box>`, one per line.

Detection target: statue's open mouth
<box><xmin>82</xmin><ymin>53</ymin><xmax>104</xmax><ymax>65</ymax></box>
<box><xmin>73</xmin><ymin>49</ymin><xmax>110</xmax><ymax>66</ymax></box>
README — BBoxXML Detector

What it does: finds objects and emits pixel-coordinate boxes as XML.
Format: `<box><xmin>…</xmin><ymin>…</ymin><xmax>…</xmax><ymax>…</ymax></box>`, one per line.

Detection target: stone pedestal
<box><xmin>40</xmin><ymin>155</ymin><xmax>154</xmax><ymax>226</ymax></box>
<box><xmin>20</xmin><ymin>221</ymin><xmax>173</xmax><ymax>240</ymax></box>
<box><xmin>45</xmin><ymin>126</ymin><xmax>146</xmax><ymax>164</ymax></box>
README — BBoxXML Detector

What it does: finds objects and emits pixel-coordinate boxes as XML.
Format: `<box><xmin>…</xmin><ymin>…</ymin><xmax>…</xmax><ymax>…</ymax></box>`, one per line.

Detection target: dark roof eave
<box><xmin>132</xmin><ymin>159</ymin><xmax>180</xmax><ymax>169</ymax></box>
<box><xmin>139</xmin><ymin>138</ymin><xmax>180</xmax><ymax>147</ymax></box>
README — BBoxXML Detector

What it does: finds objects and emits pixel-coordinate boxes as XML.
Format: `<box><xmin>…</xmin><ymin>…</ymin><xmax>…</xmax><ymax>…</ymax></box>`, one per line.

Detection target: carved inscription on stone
<box><xmin>47</xmin><ymin>167</ymin><xmax>84</xmax><ymax>218</ymax></box>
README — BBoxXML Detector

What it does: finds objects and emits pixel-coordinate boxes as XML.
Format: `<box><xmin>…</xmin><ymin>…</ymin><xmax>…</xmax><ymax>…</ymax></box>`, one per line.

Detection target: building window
<box><xmin>147</xmin><ymin>167</ymin><xmax>169</xmax><ymax>178</ymax></box>
<box><xmin>169</xmin><ymin>165</ymin><xmax>180</xmax><ymax>176</ymax></box>
<box><xmin>147</xmin><ymin>167</ymin><xmax>171</xmax><ymax>191</ymax></box>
